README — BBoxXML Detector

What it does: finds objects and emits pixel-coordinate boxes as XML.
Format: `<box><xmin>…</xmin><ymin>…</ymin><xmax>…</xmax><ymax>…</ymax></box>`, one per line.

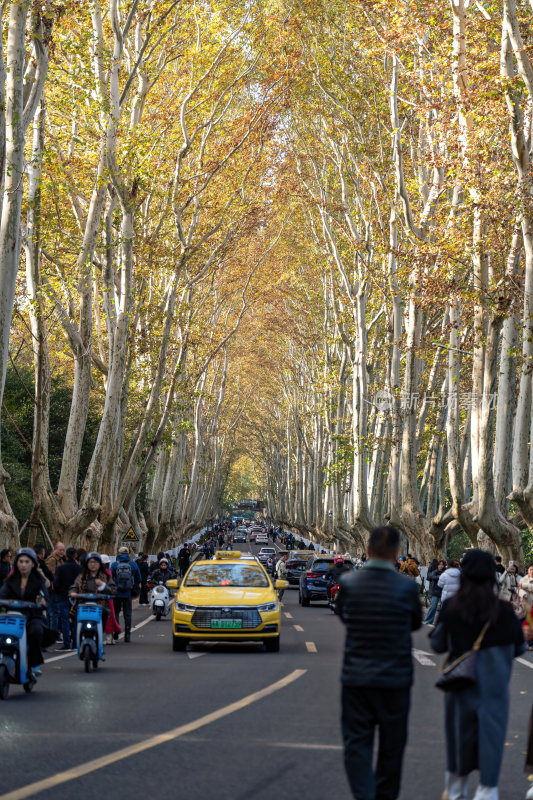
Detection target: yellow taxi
<box><xmin>166</xmin><ymin>551</ymin><xmax>287</xmax><ymax>652</ymax></box>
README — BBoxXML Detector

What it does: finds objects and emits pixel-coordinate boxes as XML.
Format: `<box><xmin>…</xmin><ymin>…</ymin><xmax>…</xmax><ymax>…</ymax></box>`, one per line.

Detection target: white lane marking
<box><xmin>412</xmin><ymin>648</ymin><xmax>436</xmax><ymax>666</ymax></box>
<box><xmin>187</xmin><ymin>652</ymin><xmax>207</xmax><ymax>659</ymax></box>
<box><xmin>517</xmin><ymin>657</ymin><xmax>533</xmax><ymax>670</ymax></box>
<box><xmin>284</xmin><ymin>612</ymin><xmax>293</xmax><ymax>619</ymax></box>
<box><xmin>0</xmin><ymin>669</ymin><xmax>307</xmax><ymax>800</ymax></box>
<box><xmin>293</xmin><ymin>625</ymin><xmax>304</xmax><ymax>632</ymax></box>
<box><xmin>305</xmin><ymin>641</ymin><xmax>317</xmax><ymax>653</ymax></box>
<box><xmin>44</xmin><ymin>614</ymin><xmax>154</xmax><ymax>664</ymax></box>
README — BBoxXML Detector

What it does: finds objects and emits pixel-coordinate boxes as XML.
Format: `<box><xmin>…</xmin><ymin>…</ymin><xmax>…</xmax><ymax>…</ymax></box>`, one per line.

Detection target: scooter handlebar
<box><xmin>0</xmin><ymin>599</ymin><xmax>42</xmax><ymax>609</ymax></box>
<box><xmin>71</xmin><ymin>593</ymin><xmax>112</xmax><ymax>601</ymax></box>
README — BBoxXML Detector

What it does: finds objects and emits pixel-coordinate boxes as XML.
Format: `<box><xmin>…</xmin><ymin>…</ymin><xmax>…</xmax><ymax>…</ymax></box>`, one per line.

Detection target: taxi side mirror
<box><xmin>275</xmin><ymin>580</ymin><xmax>289</xmax><ymax>590</ymax></box>
<box><xmin>166</xmin><ymin>579</ymin><xmax>178</xmax><ymax>590</ymax></box>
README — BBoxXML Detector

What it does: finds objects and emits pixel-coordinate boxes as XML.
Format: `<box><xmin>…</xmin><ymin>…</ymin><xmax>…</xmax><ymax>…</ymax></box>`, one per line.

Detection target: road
<box><xmin>1</xmin><ymin>541</ymin><xmax>532</xmax><ymax>800</ymax></box>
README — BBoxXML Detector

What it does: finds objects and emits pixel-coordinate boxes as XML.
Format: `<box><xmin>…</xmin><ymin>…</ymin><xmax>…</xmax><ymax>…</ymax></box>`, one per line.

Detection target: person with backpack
<box><xmin>110</xmin><ymin>547</ymin><xmax>141</xmax><ymax>643</ymax></box>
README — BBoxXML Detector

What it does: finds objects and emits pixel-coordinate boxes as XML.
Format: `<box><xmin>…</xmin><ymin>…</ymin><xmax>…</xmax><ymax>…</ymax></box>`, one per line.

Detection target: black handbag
<box><xmin>435</xmin><ymin>621</ymin><xmax>489</xmax><ymax>692</ymax></box>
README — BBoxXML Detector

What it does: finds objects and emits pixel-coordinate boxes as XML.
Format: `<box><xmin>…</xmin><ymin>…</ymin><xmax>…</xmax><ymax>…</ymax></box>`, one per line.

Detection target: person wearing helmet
<box><xmin>150</xmin><ymin>558</ymin><xmax>175</xmax><ymax>585</ymax></box>
<box><xmin>0</xmin><ymin>548</ymin><xmax>49</xmax><ymax>675</ymax></box>
<box><xmin>326</xmin><ymin>556</ymin><xmax>352</xmax><ymax>587</ymax></box>
<box><xmin>69</xmin><ymin>552</ymin><xmax>116</xmax><ymax>632</ymax></box>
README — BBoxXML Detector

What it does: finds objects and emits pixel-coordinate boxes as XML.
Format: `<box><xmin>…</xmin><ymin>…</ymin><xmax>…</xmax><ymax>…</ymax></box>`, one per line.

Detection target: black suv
<box><xmin>299</xmin><ymin>556</ymin><xmax>354</xmax><ymax>605</ymax></box>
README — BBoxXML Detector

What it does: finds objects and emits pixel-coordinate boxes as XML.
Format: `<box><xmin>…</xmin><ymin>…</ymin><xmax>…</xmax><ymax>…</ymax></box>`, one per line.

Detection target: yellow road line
<box><xmin>0</xmin><ymin>669</ymin><xmax>307</xmax><ymax>800</ymax></box>
<box><xmin>293</xmin><ymin>624</ymin><xmax>304</xmax><ymax>632</ymax></box>
<box><xmin>305</xmin><ymin>641</ymin><xmax>317</xmax><ymax>653</ymax></box>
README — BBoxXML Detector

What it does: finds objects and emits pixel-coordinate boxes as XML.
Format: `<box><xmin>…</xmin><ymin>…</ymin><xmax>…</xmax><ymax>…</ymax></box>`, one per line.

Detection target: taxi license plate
<box><xmin>211</xmin><ymin>619</ymin><xmax>242</xmax><ymax>629</ymax></box>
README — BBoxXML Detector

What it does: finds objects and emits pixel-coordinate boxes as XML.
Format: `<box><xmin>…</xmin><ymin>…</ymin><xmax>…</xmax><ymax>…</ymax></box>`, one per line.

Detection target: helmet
<box><xmin>15</xmin><ymin>547</ymin><xmax>38</xmax><ymax>566</ymax></box>
<box><xmin>86</xmin><ymin>552</ymin><xmax>103</xmax><ymax>566</ymax></box>
<box><xmin>334</xmin><ymin>556</ymin><xmax>345</xmax><ymax>565</ymax></box>
<box><xmin>159</xmin><ymin>558</ymin><xmax>169</xmax><ymax>566</ymax></box>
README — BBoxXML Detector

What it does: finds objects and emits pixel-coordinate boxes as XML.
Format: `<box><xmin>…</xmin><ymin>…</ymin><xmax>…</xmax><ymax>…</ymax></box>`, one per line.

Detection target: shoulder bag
<box><xmin>435</xmin><ymin>621</ymin><xmax>489</xmax><ymax>692</ymax></box>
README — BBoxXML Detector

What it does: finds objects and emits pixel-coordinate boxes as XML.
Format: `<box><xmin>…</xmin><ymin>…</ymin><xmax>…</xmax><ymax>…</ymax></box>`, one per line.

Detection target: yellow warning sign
<box><xmin>122</xmin><ymin>527</ymin><xmax>139</xmax><ymax>542</ymax></box>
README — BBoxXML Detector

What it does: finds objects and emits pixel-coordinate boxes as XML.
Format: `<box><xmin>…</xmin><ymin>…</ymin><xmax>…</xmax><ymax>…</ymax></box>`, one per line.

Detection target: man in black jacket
<box><xmin>53</xmin><ymin>547</ymin><xmax>81</xmax><ymax>649</ymax></box>
<box><xmin>337</xmin><ymin>526</ymin><xmax>422</xmax><ymax>800</ymax></box>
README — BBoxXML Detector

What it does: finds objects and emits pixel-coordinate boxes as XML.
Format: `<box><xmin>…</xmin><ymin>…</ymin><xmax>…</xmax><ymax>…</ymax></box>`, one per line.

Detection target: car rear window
<box><xmin>311</xmin><ymin>560</ymin><xmax>335</xmax><ymax>572</ymax></box>
<box><xmin>184</xmin><ymin>563</ymin><xmax>269</xmax><ymax>588</ymax></box>
<box><xmin>287</xmin><ymin>561</ymin><xmax>306</xmax><ymax>569</ymax></box>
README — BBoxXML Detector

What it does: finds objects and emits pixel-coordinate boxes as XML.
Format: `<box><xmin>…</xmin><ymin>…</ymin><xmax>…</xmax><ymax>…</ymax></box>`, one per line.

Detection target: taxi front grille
<box><xmin>191</xmin><ymin>607</ymin><xmax>262</xmax><ymax>629</ymax></box>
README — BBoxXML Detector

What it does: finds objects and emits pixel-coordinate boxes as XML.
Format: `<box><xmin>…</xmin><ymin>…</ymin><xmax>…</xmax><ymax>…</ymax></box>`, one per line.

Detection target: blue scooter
<box><xmin>0</xmin><ymin>599</ymin><xmax>41</xmax><ymax>698</ymax></box>
<box><xmin>74</xmin><ymin>594</ymin><xmax>110</xmax><ymax>673</ymax></box>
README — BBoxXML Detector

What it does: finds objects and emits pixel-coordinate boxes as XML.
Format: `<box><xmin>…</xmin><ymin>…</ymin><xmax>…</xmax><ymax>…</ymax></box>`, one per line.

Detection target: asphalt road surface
<box><xmin>1</xmin><ymin>541</ymin><xmax>532</xmax><ymax>800</ymax></box>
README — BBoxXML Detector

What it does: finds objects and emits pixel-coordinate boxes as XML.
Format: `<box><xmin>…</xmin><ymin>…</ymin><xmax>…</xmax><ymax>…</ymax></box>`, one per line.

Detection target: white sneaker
<box><xmin>472</xmin><ymin>786</ymin><xmax>498</xmax><ymax>800</ymax></box>
<box><xmin>445</xmin><ymin>772</ymin><xmax>468</xmax><ymax>800</ymax></box>
<box><xmin>526</xmin><ymin>784</ymin><xmax>533</xmax><ymax>800</ymax></box>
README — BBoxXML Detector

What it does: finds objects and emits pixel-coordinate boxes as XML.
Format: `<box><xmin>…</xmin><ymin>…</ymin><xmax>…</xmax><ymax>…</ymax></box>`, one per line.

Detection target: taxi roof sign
<box><xmin>215</xmin><ymin>550</ymin><xmax>241</xmax><ymax>559</ymax></box>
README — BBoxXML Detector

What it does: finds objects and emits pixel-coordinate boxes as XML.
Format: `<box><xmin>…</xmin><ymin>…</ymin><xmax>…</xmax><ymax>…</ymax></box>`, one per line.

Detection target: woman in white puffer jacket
<box><xmin>438</xmin><ymin>559</ymin><xmax>462</xmax><ymax>603</ymax></box>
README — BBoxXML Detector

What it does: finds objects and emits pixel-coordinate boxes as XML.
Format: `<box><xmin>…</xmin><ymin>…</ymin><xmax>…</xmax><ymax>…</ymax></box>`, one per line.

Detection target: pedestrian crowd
<box><xmin>336</xmin><ymin>528</ymin><xmax>533</xmax><ymax>800</ymax></box>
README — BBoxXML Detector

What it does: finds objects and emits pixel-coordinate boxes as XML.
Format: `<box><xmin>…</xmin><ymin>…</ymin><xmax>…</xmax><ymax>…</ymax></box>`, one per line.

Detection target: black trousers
<box><xmin>341</xmin><ymin>685</ymin><xmax>411</xmax><ymax>800</ymax></box>
<box><xmin>112</xmin><ymin>597</ymin><xmax>132</xmax><ymax>635</ymax></box>
<box><xmin>139</xmin><ymin>582</ymin><xmax>149</xmax><ymax>605</ymax></box>
<box><xmin>27</xmin><ymin>618</ymin><xmax>45</xmax><ymax>667</ymax></box>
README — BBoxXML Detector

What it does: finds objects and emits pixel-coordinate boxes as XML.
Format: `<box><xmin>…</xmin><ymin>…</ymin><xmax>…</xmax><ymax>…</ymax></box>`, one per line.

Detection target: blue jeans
<box><xmin>47</xmin><ymin>593</ymin><xmax>62</xmax><ymax>632</ymax></box>
<box><xmin>58</xmin><ymin>600</ymin><xmax>72</xmax><ymax>647</ymax></box>
<box><xmin>424</xmin><ymin>595</ymin><xmax>440</xmax><ymax>624</ymax></box>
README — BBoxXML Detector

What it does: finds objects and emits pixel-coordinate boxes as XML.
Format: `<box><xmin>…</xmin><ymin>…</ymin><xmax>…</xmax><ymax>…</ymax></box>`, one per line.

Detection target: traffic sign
<box><xmin>122</xmin><ymin>527</ymin><xmax>139</xmax><ymax>542</ymax></box>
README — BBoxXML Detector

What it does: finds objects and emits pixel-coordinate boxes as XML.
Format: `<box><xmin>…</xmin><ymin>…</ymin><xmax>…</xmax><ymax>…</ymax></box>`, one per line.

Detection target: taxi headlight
<box><xmin>175</xmin><ymin>602</ymin><xmax>196</xmax><ymax>613</ymax></box>
<box><xmin>257</xmin><ymin>602</ymin><xmax>278</xmax><ymax>613</ymax></box>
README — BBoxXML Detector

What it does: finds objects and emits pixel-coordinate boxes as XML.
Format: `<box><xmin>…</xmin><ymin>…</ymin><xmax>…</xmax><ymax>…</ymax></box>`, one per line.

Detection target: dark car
<box><xmin>299</xmin><ymin>556</ymin><xmax>355</xmax><ymax>606</ymax></box>
<box><xmin>286</xmin><ymin>558</ymin><xmax>309</xmax><ymax>586</ymax></box>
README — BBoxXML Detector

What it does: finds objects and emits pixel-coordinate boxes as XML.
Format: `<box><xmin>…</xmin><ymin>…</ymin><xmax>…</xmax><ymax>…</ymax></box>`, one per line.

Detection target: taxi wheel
<box><xmin>172</xmin><ymin>636</ymin><xmax>188</xmax><ymax>652</ymax></box>
<box><xmin>264</xmin><ymin>636</ymin><xmax>280</xmax><ymax>652</ymax></box>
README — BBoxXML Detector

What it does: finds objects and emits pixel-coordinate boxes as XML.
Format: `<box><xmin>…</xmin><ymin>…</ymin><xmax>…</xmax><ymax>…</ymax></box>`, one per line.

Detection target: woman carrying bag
<box><xmin>430</xmin><ymin>549</ymin><xmax>525</xmax><ymax>800</ymax></box>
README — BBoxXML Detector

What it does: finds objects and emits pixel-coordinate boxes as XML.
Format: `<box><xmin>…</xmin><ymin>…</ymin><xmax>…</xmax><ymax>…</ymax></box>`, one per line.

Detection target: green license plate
<box><xmin>211</xmin><ymin>619</ymin><xmax>242</xmax><ymax>629</ymax></box>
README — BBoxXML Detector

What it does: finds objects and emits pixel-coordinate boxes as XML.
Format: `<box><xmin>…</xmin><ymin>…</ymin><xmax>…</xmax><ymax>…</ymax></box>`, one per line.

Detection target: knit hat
<box><xmin>460</xmin><ymin>549</ymin><xmax>496</xmax><ymax>582</ymax></box>
<box><xmin>118</xmin><ymin>546</ymin><xmax>129</xmax><ymax>555</ymax></box>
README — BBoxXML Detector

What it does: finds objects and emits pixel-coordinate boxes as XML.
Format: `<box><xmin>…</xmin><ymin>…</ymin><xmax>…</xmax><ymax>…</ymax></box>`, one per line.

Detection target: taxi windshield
<box><xmin>184</xmin><ymin>563</ymin><xmax>269</xmax><ymax>588</ymax></box>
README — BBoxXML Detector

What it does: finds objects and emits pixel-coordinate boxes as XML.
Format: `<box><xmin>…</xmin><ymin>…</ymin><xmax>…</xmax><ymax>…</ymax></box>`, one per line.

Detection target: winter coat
<box><xmin>519</xmin><ymin>576</ymin><xmax>533</xmax><ymax>609</ymax></box>
<box><xmin>136</xmin><ymin>558</ymin><xmax>149</xmax><ymax>582</ymax></box>
<box><xmin>0</xmin><ymin>560</ymin><xmax>11</xmax><ymax>587</ymax></box>
<box><xmin>150</xmin><ymin>567</ymin><xmax>175</xmax><ymax>585</ymax></box>
<box><xmin>37</xmin><ymin>557</ymin><xmax>54</xmax><ymax>584</ymax></box>
<box><xmin>400</xmin><ymin>557</ymin><xmax>420</xmax><ymax>578</ymax></box>
<box><xmin>438</xmin><ymin>567</ymin><xmax>461</xmax><ymax>602</ymax></box>
<box><xmin>428</xmin><ymin>567</ymin><xmax>444</xmax><ymax>598</ymax></box>
<box><xmin>178</xmin><ymin>549</ymin><xmax>190</xmax><ymax>571</ymax></box>
<box><xmin>430</xmin><ymin>600</ymin><xmax>524</xmax><ymax>786</ymax></box>
<box><xmin>110</xmin><ymin>554</ymin><xmax>141</xmax><ymax>599</ymax></box>
<box><xmin>498</xmin><ymin>570</ymin><xmax>518</xmax><ymax>602</ymax></box>
<box><xmin>337</xmin><ymin>560</ymin><xmax>422</xmax><ymax>689</ymax></box>
<box><xmin>325</xmin><ymin>564</ymin><xmax>352</xmax><ymax>586</ymax></box>
<box><xmin>0</xmin><ymin>568</ymin><xmax>48</xmax><ymax>620</ymax></box>
<box><xmin>276</xmin><ymin>560</ymin><xmax>288</xmax><ymax>579</ymax></box>
<box><xmin>45</xmin><ymin>550</ymin><xmax>65</xmax><ymax>577</ymax></box>
<box><xmin>70</xmin><ymin>569</ymin><xmax>116</xmax><ymax>610</ymax></box>
<box><xmin>53</xmin><ymin>560</ymin><xmax>82</xmax><ymax>601</ymax></box>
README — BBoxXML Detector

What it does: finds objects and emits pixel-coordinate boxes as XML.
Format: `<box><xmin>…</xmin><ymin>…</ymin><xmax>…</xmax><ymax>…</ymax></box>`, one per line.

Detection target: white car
<box><xmin>255</xmin><ymin>534</ymin><xmax>269</xmax><ymax>544</ymax></box>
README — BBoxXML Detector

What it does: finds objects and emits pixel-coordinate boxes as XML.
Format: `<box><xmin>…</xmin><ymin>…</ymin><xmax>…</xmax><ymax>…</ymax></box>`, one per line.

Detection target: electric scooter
<box><xmin>148</xmin><ymin>581</ymin><xmax>171</xmax><ymax>621</ymax></box>
<box><xmin>74</xmin><ymin>594</ymin><xmax>110</xmax><ymax>672</ymax></box>
<box><xmin>328</xmin><ymin>582</ymin><xmax>341</xmax><ymax>614</ymax></box>
<box><xmin>0</xmin><ymin>599</ymin><xmax>41</xmax><ymax>698</ymax></box>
